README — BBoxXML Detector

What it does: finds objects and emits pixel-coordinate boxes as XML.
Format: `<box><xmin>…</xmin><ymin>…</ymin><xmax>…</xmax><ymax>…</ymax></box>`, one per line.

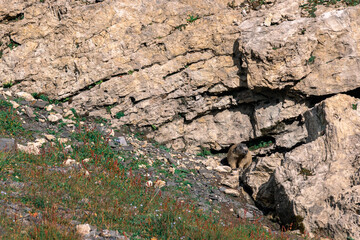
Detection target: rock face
<box><xmin>243</xmin><ymin>95</ymin><xmax>360</xmax><ymax>239</ymax></box>
<box><xmin>239</xmin><ymin>1</ymin><xmax>360</xmax><ymax>96</ymax></box>
<box><xmin>2</xmin><ymin>0</ymin><xmax>360</xmax><ymax>239</ymax></box>
<box><xmin>274</xmin><ymin>94</ymin><xmax>360</xmax><ymax>239</ymax></box>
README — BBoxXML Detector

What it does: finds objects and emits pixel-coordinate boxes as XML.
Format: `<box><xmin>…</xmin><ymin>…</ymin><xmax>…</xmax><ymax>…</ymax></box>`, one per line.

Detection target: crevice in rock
<box><xmin>245</xmin><ymin>136</ymin><xmax>276</xmax><ymax>150</ymax></box>
<box><xmin>182</xmin><ymin>102</ymin><xmax>250</xmax><ymax>125</ymax></box>
<box><xmin>260</xmin><ymin>115</ymin><xmax>303</xmax><ymax>136</ymax></box>
<box><xmin>0</xmin><ymin>13</ymin><xmax>24</xmax><ymax>23</ymax></box>
<box><xmin>298</xmin><ymin>86</ymin><xmax>360</xmax><ymax>109</ymax></box>
<box><xmin>344</xmin><ymin>87</ymin><xmax>360</xmax><ymax>99</ymax></box>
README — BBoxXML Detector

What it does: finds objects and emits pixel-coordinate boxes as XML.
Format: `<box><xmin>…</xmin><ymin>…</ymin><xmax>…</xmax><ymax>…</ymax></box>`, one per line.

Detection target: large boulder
<box><xmin>244</xmin><ymin>94</ymin><xmax>360</xmax><ymax>240</ymax></box>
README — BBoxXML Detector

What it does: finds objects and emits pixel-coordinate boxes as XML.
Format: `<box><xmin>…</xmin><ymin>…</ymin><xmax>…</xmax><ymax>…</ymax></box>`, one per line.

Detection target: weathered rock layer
<box><xmin>1</xmin><ymin>0</ymin><xmax>360</xmax><ymax>239</ymax></box>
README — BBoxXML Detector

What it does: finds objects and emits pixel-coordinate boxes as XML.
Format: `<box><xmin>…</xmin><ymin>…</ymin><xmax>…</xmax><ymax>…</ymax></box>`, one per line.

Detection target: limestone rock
<box><xmin>48</xmin><ymin>113</ymin><xmax>62</xmax><ymax>123</ymax></box>
<box><xmin>9</xmin><ymin>100</ymin><xmax>20</xmax><ymax>109</ymax></box>
<box><xmin>221</xmin><ymin>174</ymin><xmax>239</xmax><ymax>189</ymax></box>
<box><xmin>242</xmin><ymin>153</ymin><xmax>283</xmax><ymax>204</ymax></box>
<box><xmin>17</xmin><ymin>138</ymin><xmax>46</xmax><ymax>155</ymax></box>
<box><xmin>63</xmin><ymin>158</ymin><xmax>77</xmax><ymax>166</ymax></box>
<box><xmin>272</xmin><ymin>95</ymin><xmax>360</xmax><ymax>240</ymax></box>
<box><xmin>15</xmin><ymin>92</ymin><xmax>35</xmax><ymax>102</ymax></box>
<box><xmin>214</xmin><ymin>166</ymin><xmax>232</xmax><ymax>173</ymax></box>
<box><xmin>224</xmin><ymin>188</ymin><xmax>240</xmax><ymax>197</ymax></box>
<box><xmin>76</xmin><ymin>224</ymin><xmax>91</xmax><ymax>236</ymax></box>
<box><xmin>0</xmin><ymin>0</ymin><xmax>251</xmax><ymax>151</ymax></box>
<box><xmin>239</xmin><ymin>4</ymin><xmax>360</xmax><ymax>95</ymax></box>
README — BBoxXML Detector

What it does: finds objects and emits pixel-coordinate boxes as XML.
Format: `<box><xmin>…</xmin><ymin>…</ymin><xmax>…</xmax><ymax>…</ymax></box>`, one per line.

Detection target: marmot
<box><xmin>227</xmin><ymin>143</ymin><xmax>252</xmax><ymax>170</ymax></box>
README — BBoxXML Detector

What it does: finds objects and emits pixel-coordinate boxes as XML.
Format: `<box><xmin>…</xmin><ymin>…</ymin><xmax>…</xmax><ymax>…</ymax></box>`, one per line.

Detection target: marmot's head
<box><xmin>234</xmin><ymin>143</ymin><xmax>248</xmax><ymax>156</ymax></box>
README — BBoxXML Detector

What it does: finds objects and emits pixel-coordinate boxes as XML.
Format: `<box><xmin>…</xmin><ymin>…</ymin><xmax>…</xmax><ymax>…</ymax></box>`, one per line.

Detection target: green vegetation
<box><xmin>115</xmin><ymin>111</ymin><xmax>125</xmax><ymax>119</ymax></box>
<box><xmin>0</xmin><ymin>100</ymin><xmax>26</xmax><ymax>137</ymax></box>
<box><xmin>32</xmin><ymin>92</ymin><xmax>70</xmax><ymax>105</ymax></box>
<box><xmin>2</xmin><ymin>81</ymin><xmax>14</xmax><ymax>88</ymax></box>
<box><xmin>0</xmin><ymin>98</ymin><xmax>304</xmax><ymax>239</ymax></box>
<box><xmin>300</xmin><ymin>167</ymin><xmax>313</xmax><ymax>177</ymax></box>
<box><xmin>249</xmin><ymin>141</ymin><xmax>273</xmax><ymax>151</ymax></box>
<box><xmin>0</xmin><ymin>105</ymin><xmax>290</xmax><ymax>239</ymax></box>
<box><xmin>186</xmin><ymin>14</ymin><xmax>200</xmax><ymax>23</ymax></box>
<box><xmin>300</xmin><ymin>0</ymin><xmax>360</xmax><ymax>18</ymax></box>
<box><xmin>87</xmin><ymin>79</ymin><xmax>103</xmax><ymax>90</ymax></box>
<box><xmin>127</xmin><ymin>70</ymin><xmax>134</xmax><ymax>75</ymax></box>
<box><xmin>174</xmin><ymin>24</ymin><xmax>187</xmax><ymax>31</ymax></box>
<box><xmin>307</xmin><ymin>55</ymin><xmax>316</xmax><ymax>64</ymax></box>
<box><xmin>352</xmin><ymin>103</ymin><xmax>358</xmax><ymax>110</ymax></box>
<box><xmin>7</xmin><ymin>39</ymin><xmax>20</xmax><ymax>50</ymax></box>
<box><xmin>197</xmin><ymin>147</ymin><xmax>212</xmax><ymax>157</ymax></box>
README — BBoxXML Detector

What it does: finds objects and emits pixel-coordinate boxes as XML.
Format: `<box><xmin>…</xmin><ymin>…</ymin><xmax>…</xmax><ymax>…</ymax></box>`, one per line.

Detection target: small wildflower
<box><xmin>146</xmin><ymin>180</ymin><xmax>153</xmax><ymax>187</ymax></box>
<box><xmin>1</xmin><ymin>191</ymin><xmax>6</xmax><ymax>195</ymax></box>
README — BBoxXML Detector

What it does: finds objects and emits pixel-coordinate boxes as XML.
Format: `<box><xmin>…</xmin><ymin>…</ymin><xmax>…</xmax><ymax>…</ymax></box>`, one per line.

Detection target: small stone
<box><xmin>214</xmin><ymin>166</ymin><xmax>232</xmax><ymax>173</ymax></box>
<box><xmin>114</xmin><ymin>136</ymin><xmax>128</xmax><ymax>146</ymax></box>
<box><xmin>3</xmin><ymin>91</ymin><xmax>12</xmax><ymax>97</ymax></box>
<box><xmin>45</xmin><ymin>105</ymin><xmax>54</xmax><ymax>111</ymax></box>
<box><xmin>100</xmin><ymin>230</ymin><xmax>112</xmax><ymax>237</ymax></box>
<box><xmin>44</xmin><ymin>134</ymin><xmax>55</xmax><ymax>141</ymax></box>
<box><xmin>62</xmin><ymin>119</ymin><xmax>75</xmax><ymax>124</ymax></box>
<box><xmin>224</xmin><ymin>189</ymin><xmax>240</xmax><ymax>197</ymax></box>
<box><xmin>64</xmin><ymin>159</ymin><xmax>77</xmax><ymax>166</ymax></box>
<box><xmin>64</xmin><ymin>110</ymin><xmax>74</xmax><ymax>118</ymax></box>
<box><xmin>58</xmin><ymin>138</ymin><xmax>69</xmax><ymax>144</ymax></box>
<box><xmin>16</xmin><ymin>92</ymin><xmax>35</xmax><ymax>102</ymax></box>
<box><xmin>237</xmin><ymin>208</ymin><xmax>254</xmax><ymax>219</ymax></box>
<box><xmin>52</xmin><ymin>105</ymin><xmax>63</xmax><ymax>114</ymax></box>
<box><xmin>48</xmin><ymin>113</ymin><xmax>62</xmax><ymax>122</ymax></box>
<box><xmin>204</xmin><ymin>158</ymin><xmax>219</xmax><ymax>168</ymax></box>
<box><xmin>76</xmin><ymin>224</ymin><xmax>91</xmax><ymax>236</ymax></box>
<box><xmin>9</xmin><ymin>100</ymin><xmax>20</xmax><ymax>109</ymax></box>
<box><xmin>221</xmin><ymin>175</ymin><xmax>239</xmax><ymax>189</ymax></box>
<box><xmin>264</xmin><ymin>15</ymin><xmax>272</xmax><ymax>27</ymax></box>
<box><xmin>24</xmin><ymin>106</ymin><xmax>36</xmax><ymax>118</ymax></box>
<box><xmin>31</xmin><ymin>99</ymin><xmax>48</xmax><ymax>109</ymax></box>
<box><xmin>82</xmin><ymin>158</ymin><xmax>90</xmax><ymax>163</ymax></box>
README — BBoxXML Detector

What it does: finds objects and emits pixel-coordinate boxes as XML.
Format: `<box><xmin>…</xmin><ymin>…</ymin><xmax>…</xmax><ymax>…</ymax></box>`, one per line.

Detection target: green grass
<box><xmin>0</xmin><ymin>99</ymin><xmax>27</xmax><ymax>137</ymax></box>
<box><xmin>300</xmin><ymin>0</ymin><xmax>360</xmax><ymax>17</ymax></box>
<box><xmin>115</xmin><ymin>111</ymin><xmax>125</xmax><ymax>119</ymax></box>
<box><xmin>0</xmin><ymin>98</ymin><xmax>294</xmax><ymax>239</ymax></box>
<box><xmin>0</xmin><ymin>124</ymin><xmax>288</xmax><ymax>239</ymax></box>
<box><xmin>197</xmin><ymin>147</ymin><xmax>212</xmax><ymax>157</ymax></box>
<box><xmin>307</xmin><ymin>55</ymin><xmax>316</xmax><ymax>65</ymax></box>
<box><xmin>186</xmin><ymin>15</ymin><xmax>199</xmax><ymax>23</ymax></box>
<box><xmin>249</xmin><ymin>141</ymin><xmax>273</xmax><ymax>151</ymax></box>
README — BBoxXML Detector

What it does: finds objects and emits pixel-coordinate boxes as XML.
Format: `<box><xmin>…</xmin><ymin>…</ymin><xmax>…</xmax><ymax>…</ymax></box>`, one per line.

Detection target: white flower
<box><xmin>146</xmin><ymin>180</ymin><xmax>153</xmax><ymax>187</ymax></box>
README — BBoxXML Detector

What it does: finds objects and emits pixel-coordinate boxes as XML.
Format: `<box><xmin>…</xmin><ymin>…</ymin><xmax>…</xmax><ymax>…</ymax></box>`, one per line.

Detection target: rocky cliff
<box><xmin>1</xmin><ymin>0</ymin><xmax>360</xmax><ymax>239</ymax></box>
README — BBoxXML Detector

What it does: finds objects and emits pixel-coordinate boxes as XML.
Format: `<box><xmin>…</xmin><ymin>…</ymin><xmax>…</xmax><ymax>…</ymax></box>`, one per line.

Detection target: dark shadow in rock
<box><xmin>232</xmin><ymin>39</ymin><xmax>248</xmax><ymax>88</ymax></box>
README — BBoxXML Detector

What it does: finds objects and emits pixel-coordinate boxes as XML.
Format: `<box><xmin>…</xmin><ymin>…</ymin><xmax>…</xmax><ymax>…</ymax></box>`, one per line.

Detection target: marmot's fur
<box><xmin>227</xmin><ymin>143</ymin><xmax>252</xmax><ymax>170</ymax></box>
